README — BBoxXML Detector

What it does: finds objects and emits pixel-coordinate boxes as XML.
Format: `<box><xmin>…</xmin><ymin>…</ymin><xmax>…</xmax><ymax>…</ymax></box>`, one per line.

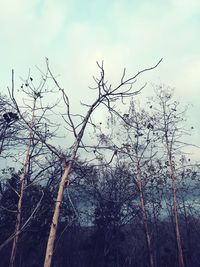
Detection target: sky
<box><xmin>0</xmin><ymin>0</ymin><xmax>200</xmax><ymax>158</ymax></box>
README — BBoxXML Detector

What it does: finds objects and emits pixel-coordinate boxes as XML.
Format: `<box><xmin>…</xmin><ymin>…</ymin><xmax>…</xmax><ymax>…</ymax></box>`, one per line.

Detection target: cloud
<box><xmin>0</xmin><ymin>1</ymin><xmax>199</xmax><ymax>118</ymax></box>
<box><xmin>0</xmin><ymin>0</ymin><xmax>199</xmax><ymax>159</ymax></box>
<box><xmin>170</xmin><ymin>0</ymin><xmax>200</xmax><ymax>13</ymax></box>
<box><xmin>0</xmin><ymin>0</ymin><xmax>198</xmax><ymax>88</ymax></box>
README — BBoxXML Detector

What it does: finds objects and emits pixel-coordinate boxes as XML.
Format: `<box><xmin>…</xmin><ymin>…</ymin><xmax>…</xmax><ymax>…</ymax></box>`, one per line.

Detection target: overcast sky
<box><xmin>0</xmin><ymin>0</ymin><xmax>200</xmax><ymax>158</ymax></box>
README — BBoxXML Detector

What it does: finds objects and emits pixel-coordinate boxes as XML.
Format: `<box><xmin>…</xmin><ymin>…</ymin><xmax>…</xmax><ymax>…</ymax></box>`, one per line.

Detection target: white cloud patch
<box><xmin>0</xmin><ymin>0</ymin><xmax>200</xmax><ymax>151</ymax></box>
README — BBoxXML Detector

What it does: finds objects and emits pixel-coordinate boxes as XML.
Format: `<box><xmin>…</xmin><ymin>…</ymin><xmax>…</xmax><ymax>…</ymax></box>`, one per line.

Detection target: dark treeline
<box><xmin>0</xmin><ymin>61</ymin><xmax>200</xmax><ymax>267</ymax></box>
<box><xmin>0</xmin><ymin>160</ymin><xmax>200</xmax><ymax>267</ymax></box>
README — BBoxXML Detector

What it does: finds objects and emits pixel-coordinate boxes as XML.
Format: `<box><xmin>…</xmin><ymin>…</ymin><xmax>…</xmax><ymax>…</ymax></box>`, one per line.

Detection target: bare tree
<box><xmin>42</xmin><ymin>59</ymin><xmax>162</xmax><ymax>267</ymax></box>
<box><xmin>9</xmin><ymin>128</ymin><xmax>33</xmax><ymax>267</ymax></box>
<box><xmin>153</xmin><ymin>86</ymin><xmax>186</xmax><ymax>267</ymax></box>
<box><xmin>6</xmin><ymin>69</ymin><xmax>60</xmax><ymax>267</ymax></box>
<box><xmin>96</xmin><ymin>99</ymin><xmax>160</xmax><ymax>267</ymax></box>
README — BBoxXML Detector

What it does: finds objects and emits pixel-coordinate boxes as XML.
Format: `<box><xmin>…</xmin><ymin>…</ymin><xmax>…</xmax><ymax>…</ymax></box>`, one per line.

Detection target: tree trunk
<box><xmin>9</xmin><ymin>138</ymin><xmax>32</xmax><ymax>267</ymax></box>
<box><xmin>171</xmin><ymin>176</ymin><xmax>185</xmax><ymax>267</ymax></box>
<box><xmin>43</xmin><ymin>146</ymin><xmax>79</xmax><ymax>267</ymax></box>
<box><xmin>182</xmin><ymin>198</ymin><xmax>191</xmax><ymax>265</ymax></box>
<box><xmin>9</xmin><ymin>101</ymin><xmax>35</xmax><ymax>267</ymax></box>
<box><xmin>138</xmin><ymin>182</ymin><xmax>154</xmax><ymax>267</ymax></box>
<box><xmin>167</xmin><ymin>144</ymin><xmax>185</xmax><ymax>267</ymax></box>
<box><xmin>43</xmin><ymin>95</ymin><xmax>97</xmax><ymax>267</ymax></box>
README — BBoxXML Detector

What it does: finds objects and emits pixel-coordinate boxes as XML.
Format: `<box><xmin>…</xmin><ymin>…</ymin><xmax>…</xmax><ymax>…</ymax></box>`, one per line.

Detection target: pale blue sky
<box><xmin>0</xmin><ymin>0</ymin><xmax>200</xmax><ymax>156</ymax></box>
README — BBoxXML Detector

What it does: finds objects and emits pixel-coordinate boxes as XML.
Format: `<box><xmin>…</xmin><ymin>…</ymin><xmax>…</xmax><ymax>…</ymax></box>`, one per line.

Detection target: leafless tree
<box><xmin>152</xmin><ymin>86</ymin><xmax>187</xmax><ymax>267</ymax></box>
<box><xmin>42</xmin><ymin>58</ymin><xmax>162</xmax><ymax>267</ymax></box>
<box><xmin>95</xmin><ymin>99</ymin><xmax>161</xmax><ymax>267</ymax></box>
<box><xmin>5</xmin><ymin>69</ymin><xmax>60</xmax><ymax>267</ymax></box>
